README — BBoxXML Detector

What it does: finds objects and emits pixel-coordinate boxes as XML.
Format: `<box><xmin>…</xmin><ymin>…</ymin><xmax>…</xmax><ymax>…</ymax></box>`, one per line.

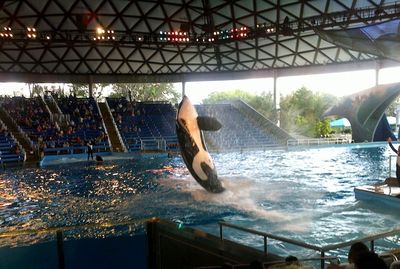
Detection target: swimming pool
<box><xmin>1</xmin><ymin>143</ymin><xmax>399</xmax><ymax>261</ymax></box>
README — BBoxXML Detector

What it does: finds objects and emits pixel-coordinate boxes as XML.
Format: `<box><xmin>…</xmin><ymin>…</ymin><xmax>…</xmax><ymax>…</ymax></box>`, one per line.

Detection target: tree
<box><xmin>315</xmin><ymin>119</ymin><xmax>332</xmax><ymax>137</ymax></box>
<box><xmin>386</xmin><ymin>95</ymin><xmax>400</xmax><ymax>117</ymax></box>
<box><xmin>26</xmin><ymin>83</ymin><xmax>65</xmax><ymax>97</ymax></box>
<box><xmin>203</xmin><ymin>89</ymin><xmax>275</xmax><ymax>120</ymax></box>
<box><xmin>27</xmin><ymin>83</ymin><xmax>44</xmax><ymax>97</ymax></box>
<box><xmin>69</xmin><ymin>83</ymin><xmax>108</xmax><ymax>99</ymax></box>
<box><xmin>110</xmin><ymin>83</ymin><xmax>180</xmax><ymax>103</ymax></box>
<box><xmin>69</xmin><ymin>83</ymin><xmax>87</xmax><ymax>97</ymax></box>
<box><xmin>280</xmin><ymin>86</ymin><xmax>337</xmax><ymax>137</ymax></box>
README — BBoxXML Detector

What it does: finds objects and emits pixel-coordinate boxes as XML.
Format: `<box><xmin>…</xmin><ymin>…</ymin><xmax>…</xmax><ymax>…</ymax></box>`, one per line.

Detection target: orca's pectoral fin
<box><xmin>197</xmin><ymin>116</ymin><xmax>222</xmax><ymax>131</ymax></box>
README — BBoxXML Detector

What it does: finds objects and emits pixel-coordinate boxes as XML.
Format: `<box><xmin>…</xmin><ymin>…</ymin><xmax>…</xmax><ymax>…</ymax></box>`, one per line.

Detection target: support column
<box><xmin>88</xmin><ymin>76</ymin><xmax>93</xmax><ymax>97</ymax></box>
<box><xmin>182</xmin><ymin>81</ymin><xmax>186</xmax><ymax>97</ymax></box>
<box><xmin>375</xmin><ymin>62</ymin><xmax>380</xmax><ymax>86</ymax></box>
<box><xmin>273</xmin><ymin>70</ymin><xmax>280</xmax><ymax>126</ymax></box>
<box><xmin>396</xmin><ymin>105</ymin><xmax>400</xmax><ymax>137</ymax></box>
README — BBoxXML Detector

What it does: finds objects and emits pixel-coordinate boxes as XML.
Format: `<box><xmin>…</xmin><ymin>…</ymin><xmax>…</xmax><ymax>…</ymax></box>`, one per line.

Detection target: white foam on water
<box><xmin>185</xmin><ymin>176</ymin><xmax>293</xmax><ymax>223</ymax></box>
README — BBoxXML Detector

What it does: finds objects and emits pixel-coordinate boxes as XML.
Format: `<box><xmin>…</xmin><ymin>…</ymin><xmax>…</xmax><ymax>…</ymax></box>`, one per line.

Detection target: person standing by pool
<box><xmin>86</xmin><ymin>140</ymin><xmax>94</xmax><ymax>160</ymax></box>
<box><xmin>387</xmin><ymin>137</ymin><xmax>400</xmax><ymax>180</ymax></box>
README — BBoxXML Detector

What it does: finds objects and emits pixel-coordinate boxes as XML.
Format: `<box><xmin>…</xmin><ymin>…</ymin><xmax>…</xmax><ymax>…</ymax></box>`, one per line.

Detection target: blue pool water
<box><xmin>1</xmin><ymin>143</ymin><xmax>400</xmax><ymax>261</ymax></box>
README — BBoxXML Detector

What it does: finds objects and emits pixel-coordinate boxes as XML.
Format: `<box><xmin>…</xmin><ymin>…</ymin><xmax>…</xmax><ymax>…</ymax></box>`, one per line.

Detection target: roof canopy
<box><xmin>0</xmin><ymin>0</ymin><xmax>399</xmax><ymax>84</ymax></box>
<box><xmin>330</xmin><ymin>118</ymin><xmax>351</xmax><ymax>128</ymax></box>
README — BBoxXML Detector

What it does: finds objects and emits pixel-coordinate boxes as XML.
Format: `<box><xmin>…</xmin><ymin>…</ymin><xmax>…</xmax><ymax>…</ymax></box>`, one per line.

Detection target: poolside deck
<box><xmin>354</xmin><ymin>178</ymin><xmax>400</xmax><ymax>208</ymax></box>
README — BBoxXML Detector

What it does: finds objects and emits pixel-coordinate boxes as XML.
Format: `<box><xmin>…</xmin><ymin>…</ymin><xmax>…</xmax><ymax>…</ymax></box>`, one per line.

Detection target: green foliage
<box><xmin>386</xmin><ymin>95</ymin><xmax>400</xmax><ymax>116</ymax></box>
<box><xmin>280</xmin><ymin>86</ymin><xmax>337</xmax><ymax>137</ymax></box>
<box><xmin>315</xmin><ymin>119</ymin><xmax>332</xmax><ymax>137</ymax></box>
<box><xmin>69</xmin><ymin>84</ymin><xmax>87</xmax><ymax>97</ymax></box>
<box><xmin>27</xmin><ymin>83</ymin><xmax>65</xmax><ymax>98</ymax></box>
<box><xmin>110</xmin><ymin>83</ymin><xmax>179</xmax><ymax>104</ymax></box>
<box><xmin>26</xmin><ymin>83</ymin><xmax>107</xmax><ymax>99</ymax></box>
<box><xmin>203</xmin><ymin>89</ymin><xmax>275</xmax><ymax>119</ymax></box>
<box><xmin>204</xmin><ymin>89</ymin><xmax>254</xmax><ymax>103</ymax></box>
<box><xmin>29</xmin><ymin>84</ymin><xmax>44</xmax><ymax>97</ymax></box>
<box><xmin>69</xmin><ymin>83</ymin><xmax>108</xmax><ymax>99</ymax></box>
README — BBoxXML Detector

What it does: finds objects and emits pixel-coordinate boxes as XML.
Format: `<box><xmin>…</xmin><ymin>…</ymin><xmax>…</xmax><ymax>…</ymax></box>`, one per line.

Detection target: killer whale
<box><xmin>176</xmin><ymin>96</ymin><xmax>224</xmax><ymax>193</ymax></box>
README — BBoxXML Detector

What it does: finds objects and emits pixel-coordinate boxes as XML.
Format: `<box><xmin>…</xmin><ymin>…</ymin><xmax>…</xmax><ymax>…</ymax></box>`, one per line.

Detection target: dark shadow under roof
<box><xmin>0</xmin><ymin>0</ymin><xmax>400</xmax><ymax>84</ymax></box>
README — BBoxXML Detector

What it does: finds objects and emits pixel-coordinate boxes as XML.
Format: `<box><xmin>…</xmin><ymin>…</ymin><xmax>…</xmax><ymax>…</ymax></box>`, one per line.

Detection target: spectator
<box><xmin>353</xmin><ymin>251</ymin><xmax>386</xmax><ymax>269</ymax></box>
<box><xmin>328</xmin><ymin>242</ymin><xmax>369</xmax><ymax>269</ymax></box>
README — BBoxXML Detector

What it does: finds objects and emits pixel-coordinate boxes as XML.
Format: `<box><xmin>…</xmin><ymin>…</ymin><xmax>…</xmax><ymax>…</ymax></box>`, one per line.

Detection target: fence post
<box><xmin>219</xmin><ymin>223</ymin><xmax>223</xmax><ymax>241</ymax></box>
<box><xmin>320</xmin><ymin>251</ymin><xmax>325</xmax><ymax>269</ymax></box>
<box><xmin>56</xmin><ymin>230</ymin><xmax>65</xmax><ymax>269</ymax></box>
<box><xmin>263</xmin><ymin>236</ymin><xmax>267</xmax><ymax>255</ymax></box>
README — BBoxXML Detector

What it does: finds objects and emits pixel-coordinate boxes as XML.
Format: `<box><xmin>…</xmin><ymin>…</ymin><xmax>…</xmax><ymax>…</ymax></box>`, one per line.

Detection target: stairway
<box><xmin>98</xmin><ymin>102</ymin><xmax>125</xmax><ymax>152</ymax></box>
<box><xmin>0</xmin><ymin>108</ymin><xmax>38</xmax><ymax>163</ymax></box>
<box><xmin>41</xmin><ymin>95</ymin><xmax>69</xmax><ymax>130</ymax></box>
<box><xmin>43</xmin><ymin>95</ymin><xmax>60</xmax><ymax>114</ymax></box>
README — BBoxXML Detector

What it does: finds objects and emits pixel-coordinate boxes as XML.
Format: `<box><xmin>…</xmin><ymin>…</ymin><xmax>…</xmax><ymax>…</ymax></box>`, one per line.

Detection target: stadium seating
<box><xmin>0</xmin><ymin>121</ymin><xmax>24</xmax><ymax>165</ymax></box>
<box><xmin>0</xmin><ymin>95</ymin><xmax>286</xmax><ymax>160</ymax></box>
<box><xmin>196</xmin><ymin>103</ymin><xmax>281</xmax><ymax>151</ymax></box>
<box><xmin>106</xmin><ymin>97</ymin><xmax>178</xmax><ymax>152</ymax></box>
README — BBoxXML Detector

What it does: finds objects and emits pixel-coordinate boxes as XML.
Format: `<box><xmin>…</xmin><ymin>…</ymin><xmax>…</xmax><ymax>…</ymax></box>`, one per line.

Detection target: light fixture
<box><xmin>93</xmin><ymin>27</ymin><xmax>115</xmax><ymax>41</ymax></box>
<box><xmin>26</xmin><ymin>27</ymin><xmax>37</xmax><ymax>39</ymax></box>
<box><xmin>0</xmin><ymin>26</ymin><xmax>13</xmax><ymax>38</ymax></box>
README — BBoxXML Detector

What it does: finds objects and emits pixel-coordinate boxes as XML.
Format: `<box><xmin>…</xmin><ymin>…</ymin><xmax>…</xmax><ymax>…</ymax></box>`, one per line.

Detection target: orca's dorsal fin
<box><xmin>197</xmin><ymin>116</ymin><xmax>222</xmax><ymax>131</ymax></box>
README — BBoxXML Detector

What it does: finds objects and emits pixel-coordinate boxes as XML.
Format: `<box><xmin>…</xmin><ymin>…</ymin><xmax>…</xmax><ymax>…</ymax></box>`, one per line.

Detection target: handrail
<box><xmin>2</xmin><ymin>218</ymin><xmax>399</xmax><ymax>269</ymax></box>
<box><xmin>287</xmin><ymin>138</ymin><xmax>353</xmax><ymax>147</ymax></box>
<box><xmin>321</xmin><ymin>226</ymin><xmax>400</xmax><ymax>253</ymax></box>
<box><xmin>219</xmin><ymin>221</ymin><xmax>400</xmax><ymax>269</ymax></box>
<box><xmin>194</xmin><ymin>256</ymin><xmax>339</xmax><ymax>269</ymax></box>
<box><xmin>43</xmin><ymin>144</ymin><xmax>110</xmax><ymax>155</ymax></box>
<box><xmin>102</xmin><ymin>100</ymin><xmax>128</xmax><ymax>152</ymax></box>
<box><xmin>140</xmin><ymin>137</ymin><xmax>167</xmax><ymax>151</ymax></box>
<box><xmin>219</xmin><ymin>221</ymin><xmax>322</xmax><ymax>252</ymax></box>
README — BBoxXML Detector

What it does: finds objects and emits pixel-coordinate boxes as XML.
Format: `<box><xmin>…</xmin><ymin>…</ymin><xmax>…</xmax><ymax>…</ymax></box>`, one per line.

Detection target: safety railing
<box><xmin>43</xmin><ymin>144</ymin><xmax>111</xmax><ymax>155</ymax></box>
<box><xmin>102</xmin><ymin>99</ymin><xmax>128</xmax><ymax>152</ymax></box>
<box><xmin>2</xmin><ymin>218</ymin><xmax>399</xmax><ymax>269</ymax></box>
<box><xmin>287</xmin><ymin>138</ymin><xmax>353</xmax><ymax>147</ymax></box>
<box><xmin>140</xmin><ymin>137</ymin><xmax>166</xmax><ymax>151</ymax></box>
<box><xmin>194</xmin><ymin>256</ymin><xmax>338</xmax><ymax>269</ymax></box>
<box><xmin>219</xmin><ymin>221</ymin><xmax>400</xmax><ymax>269</ymax></box>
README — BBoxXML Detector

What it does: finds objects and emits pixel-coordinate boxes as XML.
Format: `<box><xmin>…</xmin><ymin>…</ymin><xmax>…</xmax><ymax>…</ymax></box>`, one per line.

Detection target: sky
<box><xmin>180</xmin><ymin>66</ymin><xmax>400</xmax><ymax>104</ymax></box>
<box><xmin>1</xmin><ymin>66</ymin><xmax>400</xmax><ymax>104</ymax></box>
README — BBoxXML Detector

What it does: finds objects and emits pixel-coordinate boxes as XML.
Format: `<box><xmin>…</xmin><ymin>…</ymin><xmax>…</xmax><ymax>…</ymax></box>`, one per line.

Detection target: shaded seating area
<box><xmin>0</xmin><ymin>96</ymin><xmax>110</xmax><ymax>158</ymax></box>
<box><xmin>0</xmin><ymin>122</ymin><xmax>24</xmax><ymax>165</ymax></box>
<box><xmin>0</xmin><ymin>96</ymin><xmax>54</xmax><ymax>159</ymax></box>
<box><xmin>0</xmin><ymin>95</ymin><xmax>287</xmax><ymax>159</ymax></box>
<box><xmin>47</xmin><ymin>95</ymin><xmax>110</xmax><ymax>155</ymax></box>
<box><xmin>106</xmin><ymin>97</ymin><xmax>178</xmax><ymax>152</ymax></box>
<box><xmin>1</xmin><ymin>96</ymin><xmax>53</xmax><ymax>141</ymax></box>
<box><xmin>196</xmin><ymin>104</ymin><xmax>281</xmax><ymax>151</ymax></box>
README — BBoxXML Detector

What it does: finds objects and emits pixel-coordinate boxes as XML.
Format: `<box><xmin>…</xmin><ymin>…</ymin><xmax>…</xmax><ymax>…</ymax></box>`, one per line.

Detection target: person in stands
<box><xmin>327</xmin><ymin>242</ymin><xmax>369</xmax><ymax>269</ymax></box>
<box><xmin>353</xmin><ymin>251</ymin><xmax>387</xmax><ymax>269</ymax></box>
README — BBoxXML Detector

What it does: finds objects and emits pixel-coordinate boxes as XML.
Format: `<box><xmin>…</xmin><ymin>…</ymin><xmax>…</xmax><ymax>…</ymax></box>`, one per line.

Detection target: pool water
<box><xmin>1</xmin><ymin>143</ymin><xmax>400</xmax><ymax>260</ymax></box>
